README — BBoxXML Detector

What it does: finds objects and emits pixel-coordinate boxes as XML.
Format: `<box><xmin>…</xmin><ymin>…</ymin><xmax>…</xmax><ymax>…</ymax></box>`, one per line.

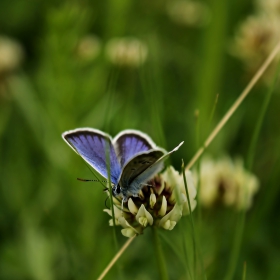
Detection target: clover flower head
<box><xmin>104</xmin><ymin>166</ymin><xmax>197</xmax><ymax>237</ymax></box>
<box><xmin>105</xmin><ymin>37</ymin><xmax>148</xmax><ymax>67</ymax></box>
<box><xmin>231</xmin><ymin>15</ymin><xmax>280</xmax><ymax>66</ymax></box>
<box><xmin>257</xmin><ymin>0</ymin><xmax>280</xmax><ymax>15</ymax></box>
<box><xmin>0</xmin><ymin>35</ymin><xmax>24</xmax><ymax>74</ymax></box>
<box><xmin>76</xmin><ymin>34</ymin><xmax>101</xmax><ymax>61</ymax></box>
<box><xmin>193</xmin><ymin>155</ymin><xmax>259</xmax><ymax>210</ymax></box>
<box><xmin>166</xmin><ymin>0</ymin><xmax>210</xmax><ymax>28</ymax></box>
<box><xmin>230</xmin><ymin>4</ymin><xmax>280</xmax><ymax>85</ymax></box>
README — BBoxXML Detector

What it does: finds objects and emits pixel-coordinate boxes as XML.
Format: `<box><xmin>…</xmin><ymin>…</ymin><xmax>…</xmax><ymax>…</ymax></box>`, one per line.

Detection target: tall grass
<box><xmin>1</xmin><ymin>1</ymin><xmax>280</xmax><ymax>279</ymax></box>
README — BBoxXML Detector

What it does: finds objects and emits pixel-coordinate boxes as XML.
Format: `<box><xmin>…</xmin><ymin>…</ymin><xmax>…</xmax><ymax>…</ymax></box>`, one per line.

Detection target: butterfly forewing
<box><xmin>113</xmin><ymin>130</ymin><xmax>156</xmax><ymax>167</ymax></box>
<box><xmin>119</xmin><ymin>150</ymin><xmax>165</xmax><ymax>191</ymax></box>
<box><xmin>128</xmin><ymin>160</ymin><xmax>165</xmax><ymax>195</ymax></box>
<box><xmin>63</xmin><ymin>129</ymin><xmax>121</xmax><ymax>184</ymax></box>
<box><xmin>127</xmin><ymin>141</ymin><xmax>184</xmax><ymax>197</ymax></box>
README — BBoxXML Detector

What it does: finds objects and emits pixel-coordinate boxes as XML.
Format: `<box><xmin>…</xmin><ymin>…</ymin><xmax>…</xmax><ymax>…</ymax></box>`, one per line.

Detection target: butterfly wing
<box><xmin>62</xmin><ymin>128</ymin><xmax>121</xmax><ymax>184</ymax></box>
<box><xmin>122</xmin><ymin>141</ymin><xmax>184</xmax><ymax>197</ymax></box>
<box><xmin>113</xmin><ymin>130</ymin><xmax>156</xmax><ymax>167</ymax></box>
<box><xmin>118</xmin><ymin>149</ymin><xmax>165</xmax><ymax>193</ymax></box>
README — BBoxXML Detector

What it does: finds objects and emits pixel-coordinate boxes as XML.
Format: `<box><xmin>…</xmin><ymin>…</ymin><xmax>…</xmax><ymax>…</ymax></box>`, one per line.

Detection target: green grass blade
<box><xmin>182</xmin><ymin>160</ymin><xmax>207</xmax><ymax>280</ymax></box>
<box><xmin>246</xmin><ymin>62</ymin><xmax>280</xmax><ymax>170</ymax></box>
<box><xmin>242</xmin><ymin>262</ymin><xmax>247</xmax><ymax>280</ymax></box>
<box><xmin>152</xmin><ymin>227</ymin><xmax>169</xmax><ymax>280</ymax></box>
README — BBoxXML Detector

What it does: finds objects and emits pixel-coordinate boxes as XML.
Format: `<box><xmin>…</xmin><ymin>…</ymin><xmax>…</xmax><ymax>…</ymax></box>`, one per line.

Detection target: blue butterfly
<box><xmin>62</xmin><ymin>128</ymin><xmax>183</xmax><ymax>202</ymax></box>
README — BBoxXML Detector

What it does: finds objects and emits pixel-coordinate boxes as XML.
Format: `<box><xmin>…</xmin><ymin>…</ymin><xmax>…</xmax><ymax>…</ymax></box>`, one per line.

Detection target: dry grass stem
<box><xmin>186</xmin><ymin>41</ymin><xmax>280</xmax><ymax>170</ymax></box>
<box><xmin>97</xmin><ymin>235</ymin><xmax>136</xmax><ymax>280</ymax></box>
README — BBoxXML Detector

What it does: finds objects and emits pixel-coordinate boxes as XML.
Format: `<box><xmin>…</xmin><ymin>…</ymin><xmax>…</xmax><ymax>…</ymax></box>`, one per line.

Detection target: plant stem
<box><xmin>103</xmin><ymin>67</ymin><xmax>119</xmax><ymax>132</ymax></box>
<box><xmin>152</xmin><ymin>227</ymin><xmax>169</xmax><ymax>280</ymax></box>
<box><xmin>194</xmin><ymin>110</ymin><xmax>202</xmax><ymax>227</ymax></box>
<box><xmin>182</xmin><ymin>163</ymin><xmax>196</xmax><ymax>279</ymax></box>
<box><xmin>225</xmin><ymin>61</ymin><xmax>280</xmax><ymax>280</ymax></box>
<box><xmin>246</xmin><ymin>62</ymin><xmax>280</xmax><ymax>171</ymax></box>
<box><xmin>194</xmin><ymin>0</ymin><xmax>228</xmax><ymax>129</ymax></box>
<box><xmin>242</xmin><ymin>262</ymin><xmax>247</xmax><ymax>280</ymax></box>
<box><xmin>186</xmin><ymin>41</ymin><xmax>280</xmax><ymax>170</ymax></box>
<box><xmin>182</xmin><ymin>161</ymin><xmax>207</xmax><ymax>280</ymax></box>
<box><xmin>97</xmin><ymin>235</ymin><xmax>136</xmax><ymax>280</ymax></box>
<box><xmin>223</xmin><ymin>210</ymin><xmax>246</xmax><ymax>280</ymax></box>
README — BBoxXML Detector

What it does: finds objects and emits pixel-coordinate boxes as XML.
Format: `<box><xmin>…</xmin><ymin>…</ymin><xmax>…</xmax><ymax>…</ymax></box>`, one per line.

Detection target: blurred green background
<box><xmin>0</xmin><ymin>0</ymin><xmax>280</xmax><ymax>279</ymax></box>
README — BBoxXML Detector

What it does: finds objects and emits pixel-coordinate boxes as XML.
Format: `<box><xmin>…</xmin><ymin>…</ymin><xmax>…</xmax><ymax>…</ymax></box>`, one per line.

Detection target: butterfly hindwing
<box><xmin>113</xmin><ymin>130</ymin><xmax>156</xmax><ymax>167</ymax></box>
<box><xmin>62</xmin><ymin>128</ymin><xmax>121</xmax><ymax>184</ymax></box>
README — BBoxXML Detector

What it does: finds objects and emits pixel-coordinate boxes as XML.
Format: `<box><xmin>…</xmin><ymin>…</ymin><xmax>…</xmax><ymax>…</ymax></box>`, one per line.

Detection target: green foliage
<box><xmin>1</xmin><ymin>0</ymin><xmax>280</xmax><ymax>279</ymax></box>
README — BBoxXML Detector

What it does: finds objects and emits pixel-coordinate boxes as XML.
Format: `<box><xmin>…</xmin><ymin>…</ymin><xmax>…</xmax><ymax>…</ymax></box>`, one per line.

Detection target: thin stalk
<box><xmin>246</xmin><ymin>61</ymin><xmax>280</xmax><ymax>232</ymax></box>
<box><xmin>181</xmin><ymin>231</ymin><xmax>194</xmax><ymax>280</ymax></box>
<box><xmin>248</xmin><ymin>143</ymin><xmax>280</xmax><ymax>235</ymax></box>
<box><xmin>242</xmin><ymin>262</ymin><xmax>247</xmax><ymax>280</ymax></box>
<box><xmin>223</xmin><ymin>210</ymin><xmax>246</xmax><ymax>280</ymax></box>
<box><xmin>97</xmin><ymin>235</ymin><xmax>136</xmax><ymax>280</ymax></box>
<box><xmin>182</xmin><ymin>160</ymin><xmax>207</xmax><ymax>280</ymax></box>
<box><xmin>152</xmin><ymin>227</ymin><xmax>169</xmax><ymax>280</ymax></box>
<box><xmin>103</xmin><ymin>67</ymin><xmax>120</xmax><ymax>132</ymax></box>
<box><xmin>146</xmin><ymin>40</ymin><xmax>166</xmax><ymax>147</ymax></box>
<box><xmin>194</xmin><ymin>110</ymin><xmax>202</xmax><ymax>226</ymax></box>
<box><xmin>182</xmin><ymin>161</ymin><xmax>196</xmax><ymax>228</ymax></box>
<box><xmin>194</xmin><ymin>0</ymin><xmax>228</xmax><ymax>131</ymax></box>
<box><xmin>105</xmin><ymin>141</ymin><xmax>116</xmax><ymax>229</ymax></box>
<box><xmin>246</xmin><ymin>62</ymin><xmax>280</xmax><ymax>170</ymax></box>
<box><xmin>182</xmin><ymin>161</ymin><xmax>196</xmax><ymax>279</ymax></box>
<box><xmin>185</xmin><ymin>41</ymin><xmax>280</xmax><ymax>170</ymax></box>
<box><xmin>140</xmin><ymin>57</ymin><xmax>166</xmax><ymax>147</ymax></box>
<box><xmin>208</xmin><ymin>93</ymin><xmax>220</xmax><ymax>133</ymax></box>
<box><xmin>105</xmin><ymin>141</ymin><xmax>121</xmax><ymax>279</ymax></box>
<box><xmin>225</xmin><ymin>60</ymin><xmax>280</xmax><ymax>280</ymax></box>
<box><xmin>159</xmin><ymin>229</ymin><xmax>193</xmax><ymax>280</ymax></box>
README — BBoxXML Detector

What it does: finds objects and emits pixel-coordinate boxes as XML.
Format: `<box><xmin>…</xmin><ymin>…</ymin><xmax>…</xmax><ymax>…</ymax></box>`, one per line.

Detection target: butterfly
<box><xmin>62</xmin><ymin>128</ymin><xmax>183</xmax><ymax>202</ymax></box>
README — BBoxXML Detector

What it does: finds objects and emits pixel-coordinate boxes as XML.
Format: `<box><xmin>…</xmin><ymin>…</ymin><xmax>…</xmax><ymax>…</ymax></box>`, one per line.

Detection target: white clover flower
<box><xmin>234</xmin><ymin>159</ymin><xmax>260</xmax><ymax>209</ymax></box>
<box><xmin>135</xmin><ymin>204</ymin><xmax>153</xmax><ymax>227</ymax></box>
<box><xmin>103</xmin><ymin>204</ymin><xmax>124</xmax><ymax>226</ymax></box>
<box><xmin>105</xmin><ymin>37</ymin><xmax>148</xmax><ymax>67</ymax></box>
<box><xmin>193</xmin><ymin>155</ymin><xmax>259</xmax><ymax>210</ymax></box>
<box><xmin>166</xmin><ymin>0</ymin><xmax>210</xmax><ymax>27</ymax></box>
<box><xmin>230</xmin><ymin>6</ymin><xmax>280</xmax><ymax>84</ymax></box>
<box><xmin>0</xmin><ymin>35</ymin><xmax>24</xmax><ymax>74</ymax></box>
<box><xmin>161</xmin><ymin>166</ymin><xmax>197</xmax><ymax>214</ymax></box>
<box><xmin>231</xmin><ymin>15</ymin><xmax>280</xmax><ymax>67</ymax></box>
<box><xmin>118</xmin><ymin>217</ymin><xmax>142</xmax><ymax>238</ymax></box>
<box><xmin>76</xmin><ymin>35</ymin><xmax>101</xmax><ymax>61</ymax></box>
<box><xmin>104</xmin><ymin>166</ymin><xmax>197</xmax><ymax>237</ymax></box>
<box><xmin>257</xmin><ymin>0</ymin><xmax>280</xmax><ymax>15</ymax></box>
<box><xmin>158</xmin><ymin>203</ymin><xmax>183</xmax><ymax>230</ymax></box>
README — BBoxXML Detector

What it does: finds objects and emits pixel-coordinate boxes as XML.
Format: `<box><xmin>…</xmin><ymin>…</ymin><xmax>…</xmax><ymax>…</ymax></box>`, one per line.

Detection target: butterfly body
<box><xmin>62</xmin><ymin>128</ymin><xmax>183</xmax><ymax>202</ymax></box>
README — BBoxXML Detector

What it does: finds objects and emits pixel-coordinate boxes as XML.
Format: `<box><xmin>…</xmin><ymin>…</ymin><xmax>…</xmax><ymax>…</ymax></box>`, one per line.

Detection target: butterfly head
<box><xmin>112</xmin><ymin>184</ymin><xmax>129</xmax><ymax>202</ymax></box>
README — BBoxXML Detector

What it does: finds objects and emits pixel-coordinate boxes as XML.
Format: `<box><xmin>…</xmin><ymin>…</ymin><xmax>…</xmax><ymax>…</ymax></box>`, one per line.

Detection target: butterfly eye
<box><xmin>114</xmin><ymin>185</ymin><xmax>121</xmax><ymax>195</ymax></box>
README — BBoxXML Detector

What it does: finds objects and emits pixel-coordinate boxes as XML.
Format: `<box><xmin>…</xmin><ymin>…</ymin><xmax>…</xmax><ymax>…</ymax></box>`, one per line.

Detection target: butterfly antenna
<box><xmin>77</xmin><ymin>178</ymin><xmax>107</xmax><ymax>183</ymax></box>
